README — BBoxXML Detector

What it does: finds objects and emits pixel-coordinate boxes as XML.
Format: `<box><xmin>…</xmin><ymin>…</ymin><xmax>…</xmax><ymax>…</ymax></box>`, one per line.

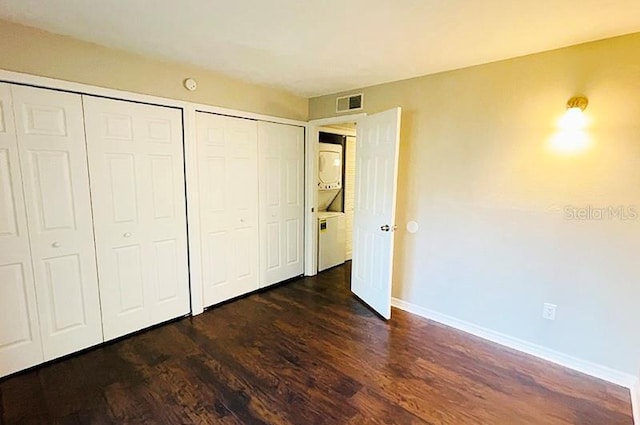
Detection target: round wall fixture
<box><xmin>406</xmin><ymin>221</ymin><xmax>419</xmax><ymax>234</ymax></box>
<box><xmin>183</xmin><ymin>78</ymin><xmax>197</xmax><ymax>91</ymax></box>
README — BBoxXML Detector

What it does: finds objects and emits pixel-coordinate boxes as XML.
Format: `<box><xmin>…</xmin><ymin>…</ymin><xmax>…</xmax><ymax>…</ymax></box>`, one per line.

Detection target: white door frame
<box><xmin>304</xmin><ymin>113</ymin><xmax>366</xmax><ymax>276</ymax></box>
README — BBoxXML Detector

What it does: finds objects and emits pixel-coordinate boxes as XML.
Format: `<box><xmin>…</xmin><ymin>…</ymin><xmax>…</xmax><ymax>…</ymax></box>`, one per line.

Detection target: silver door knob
<box><xmin>52</xmin><ymin>242</ymin><xmax>61</xmax><ymax>248</ymax></box>
<box><xmin>380</xmin><ymin>225</ymin><xmax>397</xmax><ymax>232</ymax></box>
<box><xmin>123</xmin><ymin>232</ymin><xmax>132</xmax><ymax>238</ymax></box>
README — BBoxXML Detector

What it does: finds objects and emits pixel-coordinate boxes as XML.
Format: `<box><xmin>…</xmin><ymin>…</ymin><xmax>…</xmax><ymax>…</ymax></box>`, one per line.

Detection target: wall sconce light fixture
<box><xmin>559</xmin><ymin>95</ymin><xmax>588</xmax><ymax>130</ymax></box>
<box><xmin>550</xmin><ymin>95</ymin><xmax>591</xmax><ymax>154</ymax></box>
<box><xmin>566</xmin><ymin>95</ymin><xmax>588</xmax><ymax>112</ymax></box>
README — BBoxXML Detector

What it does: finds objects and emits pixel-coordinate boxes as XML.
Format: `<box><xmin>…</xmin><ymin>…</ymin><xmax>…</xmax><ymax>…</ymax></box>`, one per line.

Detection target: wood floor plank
<box><xmin>0</xmin><ymin>262</ymin><xmax>633</xmax><ymax>424</ymax></box>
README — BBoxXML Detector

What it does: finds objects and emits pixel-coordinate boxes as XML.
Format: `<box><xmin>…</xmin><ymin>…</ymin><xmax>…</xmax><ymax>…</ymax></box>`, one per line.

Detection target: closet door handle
<box><xmin>123</xmin><ymin>232</ymin><xmax>132</xmax><ymax>238</ymax></box>
<box><xmin>52</xmin><ymin>242</ymin><xmax>61</xmax><ymax>248</ymax></box>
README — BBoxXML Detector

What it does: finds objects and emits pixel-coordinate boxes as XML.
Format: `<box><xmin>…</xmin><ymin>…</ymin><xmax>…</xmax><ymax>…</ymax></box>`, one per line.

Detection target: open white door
<box><xmin>351</xmin><ymin>107</ymin><xmax>401</xmax><ymax>320</ymax></box>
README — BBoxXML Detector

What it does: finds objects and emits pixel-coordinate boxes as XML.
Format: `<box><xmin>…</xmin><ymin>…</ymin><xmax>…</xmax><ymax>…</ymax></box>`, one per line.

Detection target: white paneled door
<box><xmin>0</xmin><ymin>84</ymin><xmax>44</xmax><ymax>376</ymax></box>
<box><xmin>258</xmin><ymin>122</ymin><xmax>304</xmax><ymax>287</ymax></box>
<box><xmin>11</xmin><ymin>85</ymin><xmax>104</xmax><ymax>359</ymax></box>
<box><xmin>196</xmin><ymin>113</ymin><xmax>259</xmax><ymax>306</ymax></box>
<box><xmin>351</xmin><ymin>107</ymin><xmax>401</xmax><ymax>320</ymax></box>
<box><xmin>83</xmin><ymin>96</ymin><xmax>189</xmax><ymax>341</ymax></box>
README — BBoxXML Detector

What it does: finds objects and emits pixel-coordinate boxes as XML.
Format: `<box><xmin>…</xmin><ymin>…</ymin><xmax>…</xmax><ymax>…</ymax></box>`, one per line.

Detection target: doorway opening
<box><xmin>316</xmin><ymin>123</ymin><xmax>357</xmax><ymax>273</ymax></box>
<box><xmin>304</xmin><ymin>113</ymin><xmax>364</xmax><ymax>277</ymax></box>
<box><xmin>304</xmin><ymin>108</ymin><xmax>401</xmax><ymax>320</ymax></box>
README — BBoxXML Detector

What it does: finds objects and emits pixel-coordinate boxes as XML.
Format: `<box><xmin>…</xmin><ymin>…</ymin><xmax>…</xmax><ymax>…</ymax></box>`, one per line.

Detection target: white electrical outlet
<box><xmin>542</xmin><ymin>303</ymin><xmax>557</xmax><ymax>321</ymax></box>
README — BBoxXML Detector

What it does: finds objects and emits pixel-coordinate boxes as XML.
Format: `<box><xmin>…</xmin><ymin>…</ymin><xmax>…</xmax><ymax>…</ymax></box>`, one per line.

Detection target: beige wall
<box><xmin>0</xmin><ymin>20</ymin><xmax>307</xmax><ymax>120</ymax></box>
<box><xmin>310</xmin><ymin>33</ymin><xmax>640</xmax><ymax>375</ymax></box>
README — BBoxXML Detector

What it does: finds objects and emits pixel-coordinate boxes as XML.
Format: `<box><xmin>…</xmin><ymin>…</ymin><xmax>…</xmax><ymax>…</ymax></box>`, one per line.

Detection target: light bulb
<box><xmin>559</xmin><ymin>107</ymin><xmax>587</xmax><ymax>131</ymax></box>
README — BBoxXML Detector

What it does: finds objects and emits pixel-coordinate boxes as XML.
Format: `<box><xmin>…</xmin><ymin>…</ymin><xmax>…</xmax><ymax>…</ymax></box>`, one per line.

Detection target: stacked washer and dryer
<box><xmin>318</xmin><ymin>142</ymin><xmax>346</xmax><ymax>271</ymax></box>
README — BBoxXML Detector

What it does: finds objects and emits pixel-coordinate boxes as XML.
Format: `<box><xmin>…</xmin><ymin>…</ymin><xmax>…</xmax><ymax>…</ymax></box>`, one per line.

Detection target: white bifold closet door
<box><xmin>0</xmin><ymin>84</ymin><xmax>43</xmax><ymax>376</ymax></box>
<box><xmin>83</xmin><ymin>96</ymin><xmax>189</xmax><ymax>341</ymax></box>
<box><xmin>11</xmin><ymin>85</ymin><xmax>103</xmax><ymax>360</ymax></box>
<box><xmin>196</xmin><ymin>112</ymin><xmax>259</xmax><ymax>307</ymax></box>
<box><xmin>258</xmin><ymin>122</ymin><xmax>304</xmax><ymax>287</ymax></box>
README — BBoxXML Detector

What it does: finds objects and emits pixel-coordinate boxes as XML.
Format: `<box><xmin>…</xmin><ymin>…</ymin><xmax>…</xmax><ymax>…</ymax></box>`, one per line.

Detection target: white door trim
<box><xmin>632</xmin><ymin>378</ymin><xmax>639</xmax><ymax>425</ymax></box>
<box><xmin>317</xmin><ymin>126</ymin><xmax>356</xmax><ymax>137</ymax></box>
<box><xmin>305</xmin><ymin>114</ymin><xmax>366</xmax><ymax>276</ymax></box>
<box><xmin>192</xmin><ymin>102</ymin><xmax>307</xmax><ymax>127</ymax></box>
<box><xmin>0</xmin><ymin>68</ymin><xmax>307</xmax><ymax>317</ymax></box>
<box><xmin>0</xmin><ymin>70</ymin><xmax>189</xmax><ymax>109</ymax></box>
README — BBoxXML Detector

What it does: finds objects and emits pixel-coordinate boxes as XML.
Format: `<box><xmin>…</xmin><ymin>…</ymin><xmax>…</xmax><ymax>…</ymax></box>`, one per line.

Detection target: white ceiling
<box><xmin>2</xmin><ymin>1</ymin><xmax>640</xmax><ymax>97</ymax></box>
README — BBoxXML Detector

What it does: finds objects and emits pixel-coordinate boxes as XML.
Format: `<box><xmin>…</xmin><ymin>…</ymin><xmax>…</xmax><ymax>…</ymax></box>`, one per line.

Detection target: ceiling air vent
<box><xmin>336</xmin><ymin>93</ymin><xmax>363</xmax><ymax>113</ymax></box>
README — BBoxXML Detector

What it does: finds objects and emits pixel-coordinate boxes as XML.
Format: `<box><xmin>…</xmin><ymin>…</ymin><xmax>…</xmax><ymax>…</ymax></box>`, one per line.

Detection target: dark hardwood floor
<box><xmin>0</xmin><ymin>263</ymin><xmax>633</xmax><ymax>424</ymax></box>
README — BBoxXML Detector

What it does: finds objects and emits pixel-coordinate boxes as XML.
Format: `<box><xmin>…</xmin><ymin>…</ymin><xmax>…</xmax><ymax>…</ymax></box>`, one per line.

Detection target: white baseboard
<box><xmin>632</xmin><ymin>378</ymin><xmax>639</xmax><ymax>425</ymax></box>
<box><xmin>391</xmin><ymin>297</ymin><xmax>636</xmax><ymax>389</ymax></box>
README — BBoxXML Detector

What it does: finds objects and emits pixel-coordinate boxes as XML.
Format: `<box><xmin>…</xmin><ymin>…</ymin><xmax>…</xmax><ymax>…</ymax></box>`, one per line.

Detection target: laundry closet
<box><xmin>0</xmin><ymin>78</ymin><xmax>305</xmax><ymax>378</ymax></box>
<box><xmin>317</xmin><ymin>125</ymin><xmax>356</xmax><ymax>272</ymax></box>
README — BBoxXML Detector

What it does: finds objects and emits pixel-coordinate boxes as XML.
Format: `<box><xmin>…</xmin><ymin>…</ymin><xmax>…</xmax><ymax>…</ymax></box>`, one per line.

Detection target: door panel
<box><xmin>267</xmin><ymin>222</ymin><xmax>281</xmax><ymax>270</ymax></box>
<box><xmin>351</xmin><ymin>107</ymin><xmax>402</xmax><ymax>320</ymax></box>
<box><xmin>113</xmin><ymin>244</ymin><xmax>145</xmax><ymax>313</ymax></box>
<box><xmin>0</xmin><ymin>84</ymin><xmax>43</xmax><ymax>377</ymax></box>
<box><xmin>28</xmin><ymin>150</ymin><xmax>76</xmax><ymax>230</ymax></box>
<box><xmin>207</xmin><ymin>231</ymin><xmax>228</xmax><ymax>286</ymax></box>
<box><xmin>0</xmin><ymin>149</ymin><xmax>18</xmax><ymax>236</ymax></box>
<box><xmin>205</xmin><ymin>157</ymin><xmax>226</xmax><ymax>211</ymax></box>
<box><xmin>266</xmin><ymin>158</ymin><xmax>280</xmax><ymax>205</ymax></box>
<box><xmin>286</xmin><ymin>219</ymin><xmax>299</xmax><ymax>264</ymax></box>
<box><xmin>22</xmin><ymin>104</ymin><xmax>67</xmax><ymax>136</ymax></box>
<box><xmin>150</xmin><ymin>156</ymin><xmax>175</xmax><ymax>219</ymax></box>
<box><xmin>196</xmin><ymin>112</ymin><xmax>259</xmax><ymax>307</ymax></box>
<box><xmin>236</xmin><ymin>228</ymin><xmax>252</xmax><ymax>278</ymax></box>
<box><xmin>42</xmin><ymin>254</ymin><xmax>89</xmax><ymax>335</ymax></box>
<box><xmin>0</xmin><ymin>264</ymin><xmax>33</xmax><ymax>346</ymax></box>
<box><xmin>83</xmin><ymin>96</ymin><xmax>189</xmax><ymax>341</ymax></box>
<box><xmin>286</xmin><ymin>159</ymin><xmax>300</xmax><ymax>204</ymax></box>
<box><xmin>153</xmin><ymin>239</ymin><xmax>179</xmax><ymax>302</ymax></box>
<box><xmin>11</xmin><ymin>84</ymin><xmax>103</xmax><ymax>359</ymax></box>
<box><xmin>258</xmin><ymin>122</ymin><xmax>304</xmax><ymax>287</ymax></box>
<box><xmin>106</xmin><ymin>153</ymin><xmax>138</xmax><ymax>223</ymax></box>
